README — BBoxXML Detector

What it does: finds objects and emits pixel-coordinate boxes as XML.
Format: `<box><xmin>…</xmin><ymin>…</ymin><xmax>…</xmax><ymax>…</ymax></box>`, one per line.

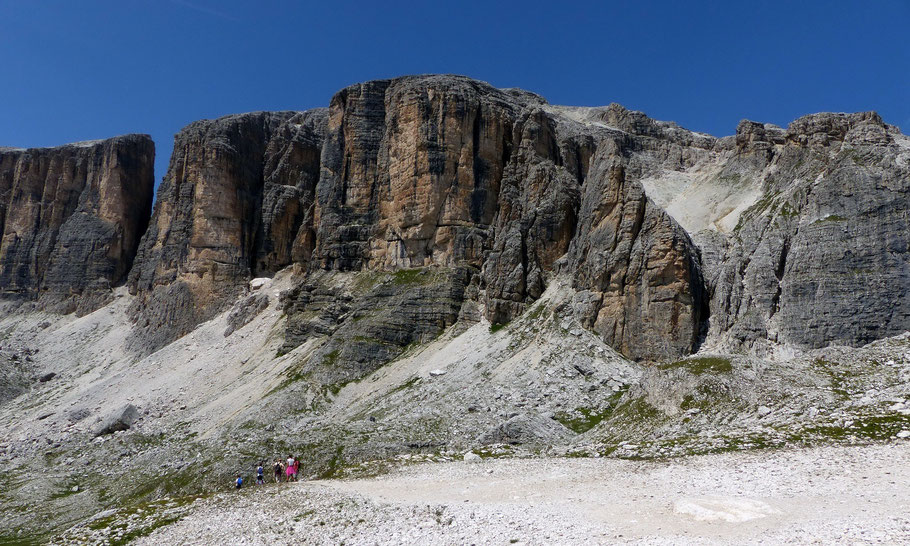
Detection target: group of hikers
<box><xmin>234</xmin><ymin>455</ymin><xmax>301</xmax><ymax>489</ymax></box>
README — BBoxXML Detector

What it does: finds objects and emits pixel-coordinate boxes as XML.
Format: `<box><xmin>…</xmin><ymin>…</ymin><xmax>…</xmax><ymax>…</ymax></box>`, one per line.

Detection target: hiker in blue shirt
<box><xmin>256</xmin><ymin>463</ymin><xmax>265</xmax><ymax>485</ymax></box>
<box><xmin>235</xmin><ymin>474</ymin><xmax>243</xmax><ymax>489</ymax></box>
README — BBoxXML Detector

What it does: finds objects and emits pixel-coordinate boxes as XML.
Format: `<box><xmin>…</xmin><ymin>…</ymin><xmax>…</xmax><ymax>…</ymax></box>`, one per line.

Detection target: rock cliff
<box><xmin>128</xmin><ymin>76</ymin><xmax>708</xmax><ymax>360</ymax></box>
<box><xmin>8</xmin><ymin>76</ymin><xmax>903</xmax><ymax>362</ymax></box>
<box><xmin>0</xmin><ymin>135</ymin><xmax>154</xmax><ymax>314</ymax></box>
<box><xmin>127</xmin><ymin>110</ymin><xmax>327</xmax><ymax>351</ymax></box>
<box><xmin>701</xmin><ymin>112</ymin><xmax>910</xmax><ymax>352</ymax></box>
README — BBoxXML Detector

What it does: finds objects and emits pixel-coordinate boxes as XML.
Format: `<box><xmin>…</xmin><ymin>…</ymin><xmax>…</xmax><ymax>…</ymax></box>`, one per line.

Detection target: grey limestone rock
<box><xmin>705</xmin><ymin>112</ymin><xmax>910</xmax><ymax>351</ymax></box>
<box><xmin>94</xmin><ymin>404</ymin><xmax>139</xmax><ymax>436</ymax></box>
<box><xmin>0</xmin><ymin>135</ymin><xmax>155</xmax><ymax>314</ymax></box>
<box><xmin>478</xmin><ymin>414</ymin><xmax>572</xmax><ymax>445</ymax></box>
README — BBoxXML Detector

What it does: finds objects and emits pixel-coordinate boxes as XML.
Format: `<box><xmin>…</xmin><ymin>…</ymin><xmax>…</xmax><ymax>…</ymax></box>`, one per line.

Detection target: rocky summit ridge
<box><xmin>1</xmin><ymin>74</ymin><xmax>910</xmax><ymax>542</ymax></box>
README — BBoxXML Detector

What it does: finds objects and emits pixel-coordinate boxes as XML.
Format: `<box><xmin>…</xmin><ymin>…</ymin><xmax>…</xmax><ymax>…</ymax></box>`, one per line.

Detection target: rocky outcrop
<box><xmin>125</xmin><ymin>75</ymin><xmax>909</xmax><ymax>361</ymax></box>
<box><xmin>94</xmin><ymin>403</ymin><xmax>139</xmax><ymax>436</ymax></box>
<box><xmin>0</xmin><ymin>135</ymin><xmax>154</xmax><ymax>314</ymax></box>
<box><xmin>314</xmin><ymin>76</ymin><xmax>532</xmax><ymax>271</ymax></box>
<box><xmin>567</xmin><ymin>153</ymin><xmax>708</xmax><ymax>360</ymax></box>
<box><xmin>703</xmin><ymin>112</ymin><xmax>910</xmax><ymax>352</ymax></box>
<box><xmin>279</xmin><ymin>268</ymin><xmax>469</xmax><ymax>385</ymax></box>
<box><xmin>309</xmin><ymin>77</ymin><xmax>706</xmax><ymax>360</ymax></box>
<box><xmin>127</xmin><ymin>110</ymin><xmax>327</xmax><ymax>352</ymax></box>
<box><xmin>129</xmin><ymin>76</ymin><xmax>707</xmax><ymax>360</ymax></box>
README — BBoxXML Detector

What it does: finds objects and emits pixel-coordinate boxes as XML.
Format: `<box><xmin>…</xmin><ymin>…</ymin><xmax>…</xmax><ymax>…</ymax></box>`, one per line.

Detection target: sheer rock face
<box><xmin>567</xmin><ymin>150</ymin><xmax>707</xmax><ymax>360</ymax></box>
<box><xmin>308</xmin><ymin>76</ymin><xmax>705</xmax><ymax>360</ymax></box>
<box><xmin>127</xmin><ymin>76</ymin><xmax>910</xmax><ymax>360</ymax></box>
<box><xmin>0</xmin><ymin>135</ymin><xmax>154</xmax><ymax>314</ymax></box>
<box><xmin>703</xmin><ymin>112</ymin><xmax>910</xmax><ymax>352</ymax></box>
<box><xmin>6</xmin><ymin>78</ymin><xmax>907</xmax><ymax>362</ymax></box>
<box><xmin>313</xmin><ymin>76</ymin><xmax>529</xmax><ymax>271</ymax></box>
<box><xmin>127</xmin><ymin>110</ymin><xmax>327</xmax><ymax>352</ymax></box>
<box><xmin>126</xmin><ymin>76</ymin><xmax>709</xmax><ymax>359</ymax></box>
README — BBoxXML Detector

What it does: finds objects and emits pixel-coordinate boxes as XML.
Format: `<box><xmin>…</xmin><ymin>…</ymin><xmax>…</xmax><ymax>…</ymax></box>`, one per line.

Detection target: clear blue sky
<box><xmin>2</xmin><ymin>0</ymin><xmax>908</xmax><ymax>187</ymax></box>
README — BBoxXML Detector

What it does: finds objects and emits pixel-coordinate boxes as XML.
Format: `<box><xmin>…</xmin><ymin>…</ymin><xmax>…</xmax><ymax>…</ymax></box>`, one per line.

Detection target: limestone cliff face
<box><xmin>129</xmin><ymin>76</ymin><xmax>707</xmax><ymax>360</ymax></box>
<box><xmin>702</xmin><ymin>112</ymin><xmax>910</xmax><ymax>351</ymax></box>
<box><xmin>313</xmin><ymin>76</ymin><xmax>527</xmax><ymax>271</ymax></box>
<box><xmin>124</xmin><ymin>75</ymin><xmax>909</xmax><ymax>360</ymax></box>
<box><xmin>127</xmin><ymin>110</ymin><xmax>327</xmax><ymax>351</ymax></box>
<box><xmin>9</xmin><ymin>77</ymin><xmax>904</xmax><ymax>362</ymax></box>
<box><xmin>0</xmin><ymin>136</ymin><xmax>154</xmax><ymax>314</ymax></box>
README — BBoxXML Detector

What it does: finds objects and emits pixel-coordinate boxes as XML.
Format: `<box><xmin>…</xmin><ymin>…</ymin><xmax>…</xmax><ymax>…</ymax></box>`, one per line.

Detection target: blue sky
<box><xmin>2</xmin><ymin>0</ymin><xmax>908</xmax><ymax>187</ymax></box>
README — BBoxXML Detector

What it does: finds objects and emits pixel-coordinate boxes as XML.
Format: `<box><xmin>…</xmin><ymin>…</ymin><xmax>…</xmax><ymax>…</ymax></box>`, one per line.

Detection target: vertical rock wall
<box><xmin>127</xmin><ymin>110</ymin><xmax>327</xmax><ymax>351</ymax></box>
<box><xmin>0</xmin><ymin>135</ymin><xmax>154</xmax><ymax>314</ymax></box>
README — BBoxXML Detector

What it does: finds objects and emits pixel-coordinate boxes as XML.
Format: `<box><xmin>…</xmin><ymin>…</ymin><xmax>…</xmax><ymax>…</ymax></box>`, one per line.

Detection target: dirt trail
<box><xmin>138</xmin><ymin>443</ymin><xmax>910</xmax><ymax>545</ymax></box>
<box><xmin>325</xmin><ymin>444</ymin><xmax>910</xmax><ymax>543</ymax></box>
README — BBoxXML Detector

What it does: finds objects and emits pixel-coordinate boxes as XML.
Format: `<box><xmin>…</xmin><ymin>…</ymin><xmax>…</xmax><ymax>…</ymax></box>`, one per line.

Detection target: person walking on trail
<box><xmin>256</xmin><ymin>463</ymin><xmax>265</xmax><ymax>485</ymax></box>
<box><xmin>235</xmin><ymin>474</ymin><xmax>243</xmax><ymax>490</ymax></box>
<box><xmin>273</xmin><ymin>459</ymin><xmax>283</xmax><ymax>483</ymax></box>
<box><xmin>293</xmin><ymin>458</ymin><xmax>300</xmax><ymax>480</ymax></box>
<box><xmin>286</xmin><ymin>455</ymin><xmax>296</xmax><ymax>482</ymax></box>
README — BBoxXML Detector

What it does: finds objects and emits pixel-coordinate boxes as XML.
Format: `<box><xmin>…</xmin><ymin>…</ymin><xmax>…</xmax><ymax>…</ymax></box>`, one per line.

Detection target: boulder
<box><xmin>94</xmin><ymin>404</ymin><xmax>139</xmax><ymax>436</ymax></box>
<box><xmin>478</xmin><ymin>414</ymin><xmax>572</xmax><ymax>446</ymax></box>
<box><xmin>463</xmin><ymin>452</ymin><xmax>482</xmax><ymax>463</ymax></box>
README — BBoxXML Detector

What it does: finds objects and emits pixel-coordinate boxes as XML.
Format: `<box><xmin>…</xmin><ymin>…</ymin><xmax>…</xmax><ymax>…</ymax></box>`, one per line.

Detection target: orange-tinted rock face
<box><xmin>314</xmin><ymin>76</ymin><xmax>524</xmax><ymax>271</ymax></box>
<box><xmin>127</xmin><ymin>110</ymin><xmax>327</xmax><ymax>351</ymax></box>
<box><xmin>127</xmin><ymin>76</ymin><xmax>707</xmax><ymax>359</ymax></box>
<box><xmin>313</xmin><ymin>77</ymin><xmax>706</xmax><ymax>359</ymax></box>
<box><xmin>567</xmin><ymin>155</ymin><xmax>707</xmax><ymax>360</ymax></box>
<box><xmin>0</xmin><ymin>135</ymin><xmax>154</xmax><ymax>314</ymax></box>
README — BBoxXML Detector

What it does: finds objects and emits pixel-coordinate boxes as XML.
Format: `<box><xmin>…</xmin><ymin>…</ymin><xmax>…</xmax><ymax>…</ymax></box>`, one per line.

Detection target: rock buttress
<box><xmin>705</xmin><ymin>112</ymin><xmax>910</xmax><ymax>351</ymax></box>
<box><xmin>127</xmin><ymin>110</ymin><xmax>327</xmax><ymax>352</ymax></box>
<box><xmin>0</xmin><ymin>135</ymin><xmax>154</xmax><ymax>314</ymax></box>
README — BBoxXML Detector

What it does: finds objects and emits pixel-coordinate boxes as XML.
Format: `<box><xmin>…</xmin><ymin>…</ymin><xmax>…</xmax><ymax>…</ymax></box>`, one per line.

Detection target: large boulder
<box><xmin>478</xmin><ymin>414</ymin><xmax>572</xmax><ymax>446</ymax></box>
<box><xmin>94</xmin><ymin>404</ymin><xmax>140</xmax><ymax>436</ymax></box>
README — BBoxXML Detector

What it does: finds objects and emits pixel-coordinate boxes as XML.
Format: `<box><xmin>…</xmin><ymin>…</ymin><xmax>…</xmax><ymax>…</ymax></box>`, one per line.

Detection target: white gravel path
<box><xmin>137</xmin><ymin>443</ymin><xmax>910</xmax><ymax>545</ymax></box>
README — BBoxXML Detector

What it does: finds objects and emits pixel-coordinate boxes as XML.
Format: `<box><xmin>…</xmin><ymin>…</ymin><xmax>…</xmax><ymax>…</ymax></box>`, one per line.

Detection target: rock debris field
<box><xmin>109</xmin><ymin>443</ymin><xmax>910</xmax><ymax>545</ymax></box>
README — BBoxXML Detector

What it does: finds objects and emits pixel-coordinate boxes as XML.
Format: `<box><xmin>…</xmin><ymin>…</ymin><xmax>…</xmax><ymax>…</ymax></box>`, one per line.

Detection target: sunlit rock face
<box><xmin>112</xmin><ymin>76</ymin><xmax>910</xmax><ymax>359</ymax></box>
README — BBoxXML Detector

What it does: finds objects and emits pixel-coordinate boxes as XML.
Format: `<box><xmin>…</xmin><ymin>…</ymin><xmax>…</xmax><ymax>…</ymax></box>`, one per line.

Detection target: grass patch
<box><xmin>785</xmin><ymin>413</ymin><xmax>910</xmax><ymax>446</ymax></box>
<box><xmin>778</xmin><ymin>201</ymin><xmax>799</xmax><ymax>218</ymax></box>
<box><xmin>489</xmin><ymin>322</ymin><xmax>508</xmax><ymax>334</ymax></box>
<box><xmin>322</xmin><ymin>349</ymin><xmax>340</xmax><ymax>366</ymax></box>
<box><xmin>387</xmin><ymin>376</ymin><xmax>421</xmax><ymax>395</ymax></box>
<box><xmin>553</xmin><ymin>407</ymin><xmax>613</xmax><ymax>434</ymax></box>
<box><xmin>391</xmin><ymin>268</ymin><xmax>429</xmax><ymax>285</ymax></box>
<box><xmin>812</xmin><ymin>214</ymin><xmax>848</xmax><ymax>225</ymax></box>
<box><xmin>736</xmin><ymin>190</ymin><xmax>781</xmax><ymax>230</ymax></box>
<box><xmin>811</xmin><ymin>358</ymin><xmax>851</xmax><ymax>400</ymax></box>
<box><xmin>80</xmin><ymin>495</ymin><xmax>201</xmax><ymax>545</ymax></box>
<box><xmin>49</xmin><ymin>482</ymin><xmax>82</xmax><ymax>500</ymax></box>
<box><xmin>0</xmin><ymin>532</ymin><xmax>47</xmax><ymax>545</ymax></box>
<box><xmin>659</xmin><ymin>356</ymin><xmax>732</xmax><ymax>375</ymax></box>
<box><xmin>525</xmin><ymin>304</ymin><xmax>546</xmax><ymax>321</ymax></box>
<box><xmin>319</xmin><ymin>446</ymin><xmax>346</xmax><ymax>479</ymax></box>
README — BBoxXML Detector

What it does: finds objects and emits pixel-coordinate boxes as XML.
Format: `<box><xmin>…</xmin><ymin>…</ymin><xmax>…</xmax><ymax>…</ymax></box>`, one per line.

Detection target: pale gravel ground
<box><xmin>137</xmin><ymin>443</ymin><xmax>910</xmax><ymax>545</ymax></box>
